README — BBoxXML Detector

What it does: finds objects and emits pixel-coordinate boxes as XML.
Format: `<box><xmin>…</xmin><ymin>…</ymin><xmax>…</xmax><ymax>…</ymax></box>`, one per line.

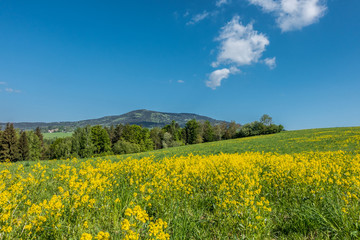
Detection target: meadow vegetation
<box><xmin>0</xmin><ymin>127</ymin><xmax>360</xmax><ymax>239</ymax></box>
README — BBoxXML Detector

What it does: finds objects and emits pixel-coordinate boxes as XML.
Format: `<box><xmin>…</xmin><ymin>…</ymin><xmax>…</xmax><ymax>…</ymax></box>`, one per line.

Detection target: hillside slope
<box><xmin>111</xmin><ymin>126</ymin><xmax>360</xmax><ymax>161</ymax></box>
<box><xmin>0</xmin><ymin>109</ymin><xmax>226</xmax><ymax>130</ymax></box>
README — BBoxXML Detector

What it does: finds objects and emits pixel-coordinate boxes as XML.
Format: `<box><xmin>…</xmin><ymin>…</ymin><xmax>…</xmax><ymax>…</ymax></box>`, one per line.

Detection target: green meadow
<box><xmin>1</xmin><ymin>127</ymin><xmax>360</xmax><ymax>240</ymax></box>
<box><xmin>110</xmin><ymin>126</ymin><xmax>360</xmax><ymax>161</ymax></box>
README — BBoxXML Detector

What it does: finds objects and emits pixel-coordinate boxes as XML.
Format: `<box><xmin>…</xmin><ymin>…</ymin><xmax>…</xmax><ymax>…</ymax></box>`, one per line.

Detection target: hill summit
<box><xmin>1</xmin><ymin>109</ymin><xmax>227</xmax><ymax>130</ymax></box>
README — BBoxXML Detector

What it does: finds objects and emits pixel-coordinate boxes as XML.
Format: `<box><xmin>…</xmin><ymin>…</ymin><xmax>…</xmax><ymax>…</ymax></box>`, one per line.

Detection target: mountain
<box><xmin>0</xmin><ymin>109</ymin><xmax>227</xmax><ymax>130</ymax></box>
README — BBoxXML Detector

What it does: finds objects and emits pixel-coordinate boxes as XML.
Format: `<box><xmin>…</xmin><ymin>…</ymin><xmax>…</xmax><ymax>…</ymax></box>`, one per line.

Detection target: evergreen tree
<box><xmin>35</xmin><ymin>126</ymin><xmax>46</xmax><ymax>159</ymax></box>
<box><xmin>35</xmin><ymin>127</ymin><xmax>44</xmax><ymax>146</ymax></box>
<box><xmin>113</xmin><ymin>124</ymin><xmax>124</xmax><ymax>144</ymax></box>
<box><xmin>0</xmin><ymin>123</ymin><xmax>19</xmax><ymax>162</ymax></box>
<box><xmin>18</xmin><ymin>131</ymin><xmax>30</xmax><ymax>161</ymax></box>
<box><xmin>27</xmin><ymin>131</ymin><xmax>42</xmax><ymax>160</ymax></box>
<box><xmin>107</xmin><ymin>125</ymin><xmax>116</xmax><ymax>145</ymax></box>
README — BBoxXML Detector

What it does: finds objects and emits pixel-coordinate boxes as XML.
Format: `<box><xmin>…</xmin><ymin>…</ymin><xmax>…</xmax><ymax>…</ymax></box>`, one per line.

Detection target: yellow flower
<box><xmin>121</xmin><ymin>219</ymin><xmax>131</xmax><ymax>231</ymax></box>
<box><xmin>81</xmin><ymin>233</ymin><xmax>93</xmax><ymax>240</ymax></box>
<box><xmin>95</xmin><ymin>231</ymin><xmax>110</xmax><ymax>240</ymax></box>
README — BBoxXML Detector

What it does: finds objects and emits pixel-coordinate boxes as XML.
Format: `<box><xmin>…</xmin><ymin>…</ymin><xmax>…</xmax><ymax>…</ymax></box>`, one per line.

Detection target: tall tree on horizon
<box><xmin>35</xmin><ymin>127</ymin><xmax>44</xmax><ymax>146</ymax></box>
<box><xmin>91</xmin><ymin>125</ymin><xmax>111</xmax><ymax>154</ymax></box>
<box><xmin>184</xmin><ymin>119</ymin><xmax>202</xmax><ymax>145</ymax></box>
<box><xmin>202</xmin><ymin>121</ymin><xmax>214</xmax><ymax>142</ymax></box>
<box><xmin>18</xmin><ymin>131</ymin><xmax>30</xmax><ymax>161</ymax></box>
<box><xmin>27</xmin><ymin>131</ymin><xmax>42</xmax><ymax>160</ymax></box>
<box><xmin>0</xmin><ymin>123</ymin><xmax>20</xmax><ymax>162</ymax></box>
<box><xmin>71</xmin><ymin>126</ymin><xmax>95</xmax><ymax>158</ymax></box>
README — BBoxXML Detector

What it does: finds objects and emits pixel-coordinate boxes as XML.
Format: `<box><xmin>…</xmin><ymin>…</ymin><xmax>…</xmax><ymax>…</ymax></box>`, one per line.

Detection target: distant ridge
<box><xmin>0</xmin><ymin>109</ymin><xmax>227</xmax><ymax>130</ymax></box>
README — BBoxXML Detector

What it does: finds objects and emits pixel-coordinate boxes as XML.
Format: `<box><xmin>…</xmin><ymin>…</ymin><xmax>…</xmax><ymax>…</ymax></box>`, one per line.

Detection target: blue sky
<box><xmin>0</xmin><ymin>0</ymin><xmax>359</xmax><ymax>130</ymax></box>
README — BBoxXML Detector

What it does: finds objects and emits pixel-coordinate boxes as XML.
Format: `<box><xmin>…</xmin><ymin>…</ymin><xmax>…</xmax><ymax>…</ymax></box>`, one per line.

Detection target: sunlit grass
<box><xmin>1</xmin><ymin>126</ymin><xmax>360</xmax><ymax>239</ymax></box>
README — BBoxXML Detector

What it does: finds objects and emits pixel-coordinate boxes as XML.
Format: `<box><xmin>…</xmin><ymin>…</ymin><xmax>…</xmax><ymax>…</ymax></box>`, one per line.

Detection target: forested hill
<box><xmin>0</xmin><ymin>109</ymin><xmax>227</xmax><ymax>130</ymax></box>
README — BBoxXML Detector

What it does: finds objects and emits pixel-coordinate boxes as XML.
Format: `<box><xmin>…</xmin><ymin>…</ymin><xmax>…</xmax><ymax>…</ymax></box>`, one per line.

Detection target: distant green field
<box><xmin>43</xmin><ymin>132</ymin><xmax>73</xmax><ymax>140</ymax></box>
<box><xmin>110</xmin><ymin>126</ymin><xmax>360</xmax><ymax>161</ymax></box>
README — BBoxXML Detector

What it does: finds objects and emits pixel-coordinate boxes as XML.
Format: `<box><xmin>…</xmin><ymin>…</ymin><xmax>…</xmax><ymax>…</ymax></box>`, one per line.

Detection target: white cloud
<box><xmin>0</xmin><ymin>82</ymin><xmax>6</xmax><ymax>85</ymax></box>
<box><xmin>177</xmin><ymin>80</ymin><xmax>185</xmax><ymax>83</ymax></box>
<box><xmin>5</xmin><ymin>88</ymin><xmax>21</xmax><ymax>93</ymax></box>
<box><xmin>248</xmin><ymin>0</ymin><xmax>327</xmax><ymax>31</ymax></box>
<box><xmin>206</xmin><ymin>67</ymin><xmax>239</xmax><ymax>90</ymax></box>
<box><xmin>213</xmin><ymin>16</ymin><xmax>270</xmax><ymax>67</ymax></box>
<box><xmin>206</xmin><ymin>68</ymin><xmax>231</xmax><ymax>90</ymax></box>
<box><xmin>216</xmin><ymin>0</ymin><xmax>230</xmax><ymax>7</ymax></box>
<box><xmin>207</xmin><ymin>17</ymin><xmax>271</xmax><ymax>89</ymax></box>
<box><xmin>264</xmin><ymin>57</ymin><xmax>276</xmax><ymax>69</ymax></box>
<box><xmin>187</xmin><ymin>11</ymin><xmax>210</xmax><ymax>25</ymax></box>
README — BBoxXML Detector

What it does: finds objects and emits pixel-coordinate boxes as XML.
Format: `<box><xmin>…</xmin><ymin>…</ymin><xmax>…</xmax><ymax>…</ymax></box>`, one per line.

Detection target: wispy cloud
<box><xmin>216</xmin><ymin>0</ymin><xmax>231</xmax><ymax>7</ymax></box>
<box><xmin>207</xmin><ymin>16</ymin><xmax>271</xmax><ymax>89</ymax></box>
<box><xmin>264</xmin><ymin>57</ymin><xmax>276</xmax><ymax>69</ymax></box>
<box><xmin>248</xmin><ymin>0</ymin><xmax>327</xmax><ymax>31</ymax></box>
<box><xmin>177</xmin><ymin>80</ymin><xmax>185</xmax><ymax>83</ymax></box>
<box><xmin>5</xmin><ymin>88</ymin><xmax>21</xmax><ymax>93</ymax></box>
<box><xmin>0</xmin><ymin>82</ymin><xmax>6</xmax><ymax>85</ymax></box>
<box><xmin>187</xmin><ymin>11</ymin><xmax>210</xmax><ymax>25</ymax></box>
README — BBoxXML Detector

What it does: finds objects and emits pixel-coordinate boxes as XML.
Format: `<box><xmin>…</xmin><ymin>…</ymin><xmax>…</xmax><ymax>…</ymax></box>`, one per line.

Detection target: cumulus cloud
<box><xmin>213</xmin><ymin>16</ymin><xmax>270</xmax><ymax>67</ymax></box>
<box><xmin>207</xmin><ymin>16</ymin><xmax>271</xmax><ymax>89</ymax></box>
<box><xmin>248</xmin><ymin>0</ymin><xmax>327</xmax><ymax>31</ymax></box>
<box><xmin>264</xmin><ymin>57</ymin><xmax>276</xmax><ymax>69</ymax></box>
<box><xmin>206</xmin><ymin>67</ymin><xmax>239</xmax><ymax>90</ymax></box>
<box><xmin>187</xmin><ymin>11</ymin><xmax>210</xmax><ymax>25</ymax></box>
<box><xmin>216</xmin><ymin>0</ymin><xmax>230</xmax><ymax>7</ymax></box>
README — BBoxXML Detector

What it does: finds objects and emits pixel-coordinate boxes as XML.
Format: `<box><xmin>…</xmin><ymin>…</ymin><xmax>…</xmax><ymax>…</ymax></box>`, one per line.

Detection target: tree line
<box><xmin>0</xmin><ymin>114</ymin><xmax>283</xmax><ymax>162</ymax></box>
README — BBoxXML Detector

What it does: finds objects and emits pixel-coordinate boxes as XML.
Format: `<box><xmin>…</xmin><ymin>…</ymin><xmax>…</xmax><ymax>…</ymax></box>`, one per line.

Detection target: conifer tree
<box><xmin>18</xmin><ymin>131</ymin><xmax>30</xmax><ymax>161</ymax></box>
<box><xmin>0</xmin><ymin>123</ymin><xmax>19</xmax><ymax>162</ymax></box>
<box><xmin>27</xmin><ymin>131</ymin><xmax>42</xmax><ymax>160</ymax></box>
<box><xmin>35</xmin><ymin>127</ymin><xmax>44</xmax><ymax>145</ymax></box>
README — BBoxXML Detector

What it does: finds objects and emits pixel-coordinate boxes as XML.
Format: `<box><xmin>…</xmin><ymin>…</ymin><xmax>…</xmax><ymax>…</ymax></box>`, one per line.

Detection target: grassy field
<box><xmin>111</xmin><ymin>126</ymin><xmax>360</xmax><ymax>161</ymax></box>
<box><xmin>43</xmin><ymin>132</ymin><xmax>73</xmax><ymax>140</ymax></box>
<box><xmin>1</xmin><ymin>127</ymin><xmax>360</xmax><ymax>239</ymax></box>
